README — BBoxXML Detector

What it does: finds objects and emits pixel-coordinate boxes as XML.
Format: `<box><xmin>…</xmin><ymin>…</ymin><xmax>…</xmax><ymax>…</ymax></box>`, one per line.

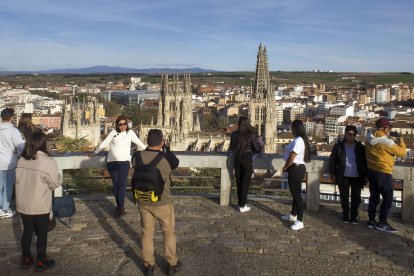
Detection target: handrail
<box><xmin>51</xmin><ymin>152</ymin><xmax>414</xmax><ymax>222</ymax></box>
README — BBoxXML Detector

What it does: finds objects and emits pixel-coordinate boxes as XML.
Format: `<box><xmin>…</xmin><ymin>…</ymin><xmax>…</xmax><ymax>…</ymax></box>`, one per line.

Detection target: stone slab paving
<box><xmin>0</xmin><ymin>194</ymin><xmax>413</xmax><ymax>275</ymax></box>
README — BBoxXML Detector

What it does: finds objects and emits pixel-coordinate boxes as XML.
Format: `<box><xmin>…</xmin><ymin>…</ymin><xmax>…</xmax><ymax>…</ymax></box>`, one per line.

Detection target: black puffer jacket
<box><xmin>329</xmin><ymin>139</ymin><xmax>367</xmax><ymax>182</ymax></box>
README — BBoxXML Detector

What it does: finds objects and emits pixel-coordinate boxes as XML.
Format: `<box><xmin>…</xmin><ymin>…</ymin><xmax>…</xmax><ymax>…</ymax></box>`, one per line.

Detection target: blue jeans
<box><xmin>0</xmin><ymin>169</ymin><xmax>16</xmax><ymax>211</ymax></box>
<box><xmin>107</xmin><ymin>161</ymin><xmax>130</xmax><ymax>209</ymax></box>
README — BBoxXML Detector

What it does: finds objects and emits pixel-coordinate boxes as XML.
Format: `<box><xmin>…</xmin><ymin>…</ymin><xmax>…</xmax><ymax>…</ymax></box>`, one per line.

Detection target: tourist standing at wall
<box><xmin>18</xmin><ymin>113</ymin><xmax>42</xmax><ymax>141</ymax></box>
<box><xmin>134</xmin><ymin>129</ymin><xmax>181</xmax><ymax>276</ymax></box>
<box><xmin>0</xmin><ymin>108</ymin><xmax>25</xmax><ymax>219</ymax></box>
<box><xmin>89</xmin><ymin>115</ymin><xmax>146</xmax><ymax>217</ymax></box>
<box><xmin>230</xmin><ymin>116</ymin><xmax>263</xmax><ymax>213</ymax></box>
<box><xmin>281</xmin><ymin>120</ymin><xmax>311</xmax><ymax>231</ymax></box>
<box><xmin>365</xmin><ymin>118</ymin><xmax>406</xmax><ymax>233</ymax></box>
<box><xmin>15</xmin><ymin>131</ymin><xmax>61</xmax><ymax>271</ymax></box>
<box><xmin>329</xmin><ymin>125</ymin><xmax>367</xmax><ymax>224</ymax></box>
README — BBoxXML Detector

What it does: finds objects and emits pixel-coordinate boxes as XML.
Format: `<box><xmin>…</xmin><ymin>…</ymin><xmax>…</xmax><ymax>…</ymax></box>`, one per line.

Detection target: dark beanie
<box><xmin>345</xmin><ymin>125</ymin><xmax>357</xmax><ymax>134</ymax></box>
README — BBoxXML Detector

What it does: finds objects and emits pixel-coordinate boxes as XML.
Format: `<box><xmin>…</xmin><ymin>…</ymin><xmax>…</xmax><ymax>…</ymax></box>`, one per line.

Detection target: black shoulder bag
<box><xmin>53</xmin><ymin>189</ymin><xmax>76</xmax><ymax>218</ymax></box>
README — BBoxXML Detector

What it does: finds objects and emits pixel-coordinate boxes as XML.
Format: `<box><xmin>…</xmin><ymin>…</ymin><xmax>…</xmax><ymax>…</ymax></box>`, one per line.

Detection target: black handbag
<box><xmin>52</xmin><ymin>193</ymin><xmax>76</xmax><ymax>218</ymax></box>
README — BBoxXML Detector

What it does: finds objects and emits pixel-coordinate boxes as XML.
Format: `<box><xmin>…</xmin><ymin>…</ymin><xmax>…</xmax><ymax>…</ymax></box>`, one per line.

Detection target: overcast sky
<box><xmin>1</xmin><ymin>0</ymin><xmax>413</xmax><ymax>72</ymax></box>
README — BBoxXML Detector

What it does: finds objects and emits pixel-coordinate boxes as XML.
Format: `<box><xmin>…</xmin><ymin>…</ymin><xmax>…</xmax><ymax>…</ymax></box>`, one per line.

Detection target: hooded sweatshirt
<box><xmin>0</xmin><ymin>122</ymin><xmax>26</xmax><ymax>170</ymax></box>
<box><xmin>365</xmin><ymin>129</ymin><xmax>406</xmax><ymax>174</ymax></box>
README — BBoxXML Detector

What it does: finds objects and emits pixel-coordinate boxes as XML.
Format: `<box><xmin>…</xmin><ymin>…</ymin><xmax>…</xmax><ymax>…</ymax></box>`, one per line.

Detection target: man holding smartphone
<box><xmin>134</xmin><ymin>129</ymin><xmax>181</xmax><ymax>276</ymax></box>
<box><xmin>365</xmin><ymin>118</ymin><xmax>406</xmax><ymax>233</ymax></box>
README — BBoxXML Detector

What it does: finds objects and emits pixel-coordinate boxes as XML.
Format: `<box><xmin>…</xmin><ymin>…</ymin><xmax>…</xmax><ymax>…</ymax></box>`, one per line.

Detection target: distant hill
<box><xmin>0</xmin><ymin>65</ymin><xmax>220</xmax><ymax>75</ymax></box>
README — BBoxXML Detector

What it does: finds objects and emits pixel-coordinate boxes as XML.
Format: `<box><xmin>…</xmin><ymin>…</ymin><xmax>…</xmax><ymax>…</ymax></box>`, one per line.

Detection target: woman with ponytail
<box><xmin>281</xmin><ymin>120</ymin><xmax>311</xmax><ymax>230</ymax></box>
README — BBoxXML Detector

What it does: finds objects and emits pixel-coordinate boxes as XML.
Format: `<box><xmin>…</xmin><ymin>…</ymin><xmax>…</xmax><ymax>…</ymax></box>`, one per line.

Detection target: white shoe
<box><xmin>239</xmin><ymin>205</ymin><xmax>251</xmax><ymax>213</ymax></box>
<box><xmin>281</xmin><ymin>213</ymin><xmax>297</xmax><ymax>222</ymax></box>
<box><xmin>0</xmin><ymin>210</ymin><xmax>4</xmax><ymax>218</ymax></box>
<box><xmin>1</xmin><ymin>209</ymin><xmax>16</xmax><ymax>218</ymax></box>
<box><xmin>291</xmin><ymin>220</ymin><xmax>304</xmax><ymax>231</ymax></box>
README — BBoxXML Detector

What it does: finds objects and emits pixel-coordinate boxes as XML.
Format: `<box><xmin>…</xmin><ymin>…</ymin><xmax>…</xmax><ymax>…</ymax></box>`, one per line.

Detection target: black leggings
<box><xmin>21</xmin><ymin>213</ymin><xmax>49</xmax><ymax>260</ymax></box>
<box><xmin>338</xmin><ymin>177</ymin><xmax>364</xmax><ymax>220</ymax></box>
<box><xmin>234</xmin><ymin>152</ymin><xmax>253</xmax><ymax>207</ymax></box>
<box><xmin>287</xmin><ymin>164</ymin><xmax>306</xmax><ymax>221</ymax></box>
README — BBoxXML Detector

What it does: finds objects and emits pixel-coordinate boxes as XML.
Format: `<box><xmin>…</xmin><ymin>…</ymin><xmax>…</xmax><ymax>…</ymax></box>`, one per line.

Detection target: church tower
<box><xmin>249</xmin><ymin>43</ymin><xmax>277</xmax><ymax>152</ymax></box>
<box><xmin>156</xmin><ymin>73</ymin><xmax>194</xmax><ymax>143</ymax></box>
<box><xmin>61</xmin><ymin>96</ymin><xmax>101</xmax><ymax>146</ymax></box>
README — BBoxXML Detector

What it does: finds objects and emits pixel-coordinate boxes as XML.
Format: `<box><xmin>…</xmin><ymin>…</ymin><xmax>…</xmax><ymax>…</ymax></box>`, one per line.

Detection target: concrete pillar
<box><xmin>220</xmin><ymin>156</ymin><xmax>234</xmax><ymax>206</ymax></box>
<box><xmin>306</xmin><ymin>171</ymin><xmax>320</xmax><ymax>211</ymax></box>
<box><xmin>402</xmin><ymin>180</ymin><xmax>414</xmax><ymax>222</ymax></box>
<box><xmin>220</xmin><ymin>168</ymin><xmax>232</xmax><ymax>206</ymax></box>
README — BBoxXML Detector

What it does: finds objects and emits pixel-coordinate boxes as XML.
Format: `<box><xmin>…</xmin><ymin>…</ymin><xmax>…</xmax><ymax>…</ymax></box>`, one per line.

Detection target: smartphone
<box><xmin>389</xmin><ymin>131</ymin><xmax>400</xmax><ymax>139</ymax></box>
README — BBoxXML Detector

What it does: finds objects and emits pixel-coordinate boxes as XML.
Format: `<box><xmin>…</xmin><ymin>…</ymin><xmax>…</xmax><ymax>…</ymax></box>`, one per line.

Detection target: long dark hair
<box><xmin>291</xmin><ymin>120</ymin><xmax>311</xmax><ymax>163</ymax></box>
<box><xmin>21</xmin><ymin>131</ymin><xmax>49</xmax><ymax>160</ymax></box>
<box><xmin>18</xmin><ymin>113</ymin><xmax>35</xmax><ymax>131</ymax></box>
<box><xmin>115</xmin><ymin>115</ymin><xmax>130</xmax><ymax>133</ymax></box>
<box><xmin>235</xmin><ymin>116</ymin><xmax>255</xmax><ymax>155</ymax></box>
<box><xmin>18</xmin><ymin>113</ymin><xmax>36</xmax><ymax>140</ymax></box>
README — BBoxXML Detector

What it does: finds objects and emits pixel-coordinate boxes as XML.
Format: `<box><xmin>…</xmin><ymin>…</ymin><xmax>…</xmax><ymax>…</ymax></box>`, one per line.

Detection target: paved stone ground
<box><xmin>1</xmin><ymin>194</ymin><xmax>413</xmax><ymax>275</ymax></box>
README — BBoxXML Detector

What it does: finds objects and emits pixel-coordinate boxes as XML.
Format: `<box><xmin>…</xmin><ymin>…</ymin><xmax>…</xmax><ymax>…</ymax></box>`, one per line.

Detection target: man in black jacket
<box><xmin>330</xmin><ymin>125</ymin><xmax>367</xmax><ymax>224</ymax></box>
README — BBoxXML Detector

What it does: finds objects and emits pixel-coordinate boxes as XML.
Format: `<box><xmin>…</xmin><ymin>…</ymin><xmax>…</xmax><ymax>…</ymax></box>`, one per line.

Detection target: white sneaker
<box><xmin>281</xmin><ymin>213</ymin><xmax>297</xmax><ymax>222</ymax></box>
<box><xmin>1</xmin><ymin>209</ymin><xmax>16</xmax><ymax>218</ymax></box>
<box><xmin>290</xmin><ymin>220</ymin><xmax>304</xmax><ymax>231</ymax></box>
<box><xmin>0</xmin><ymin>210</ymin><xmax>4</xmax><ymax>218</ymax></box>
<box><xmin>239</xmin><ymin>205</ymin><xmax>251</xmax><ymax>213</ymax></box>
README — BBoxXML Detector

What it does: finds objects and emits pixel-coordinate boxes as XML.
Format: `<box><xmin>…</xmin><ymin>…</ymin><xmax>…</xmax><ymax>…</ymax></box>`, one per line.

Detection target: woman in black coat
<box><xmin>330</xmin><ymin>125</ymin><xmax>367</xmax><ymax>224</ymax></box>
<box><xmin>230</xmin><ymin>116</ymin><xmax>263</xmax><ymax>212</ymax></box>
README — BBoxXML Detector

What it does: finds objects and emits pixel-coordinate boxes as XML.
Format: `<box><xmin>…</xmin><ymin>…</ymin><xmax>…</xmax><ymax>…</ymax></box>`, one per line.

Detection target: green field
<box><xmin>1</xmin><ymin>72</ymin><xmax>414</xmax><ymax>87</ymax></box>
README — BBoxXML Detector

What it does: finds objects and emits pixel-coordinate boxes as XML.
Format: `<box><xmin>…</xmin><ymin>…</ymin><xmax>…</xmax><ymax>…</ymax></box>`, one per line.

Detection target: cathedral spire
<box><xmin>249</xmin><ymin>43</ymin><xmax>276</xmax><ymax>153</ymax></box>
<box><xmin>194</xmin><ymin>112</ymin><xmax>200</xmax><ymax>132</ymax></box>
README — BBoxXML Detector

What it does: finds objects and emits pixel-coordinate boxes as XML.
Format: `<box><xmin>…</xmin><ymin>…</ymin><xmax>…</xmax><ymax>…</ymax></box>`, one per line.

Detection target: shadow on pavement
<box><xmin>79</xmin><ymin>197</ymin><xmax>154</xmax><ymax>274</ymax></box>
<box><xmin>307</xmin><ymin>203</ymin><xmax>414</xmax><ymax>271</ymax></box>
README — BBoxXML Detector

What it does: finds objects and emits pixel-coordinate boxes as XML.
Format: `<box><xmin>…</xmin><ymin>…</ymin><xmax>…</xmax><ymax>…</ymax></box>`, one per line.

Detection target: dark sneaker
<box><xmin>342</xmin><ymin>218</ymin><xmax>349</xmax><ymax>224</ymax></box>
<box><xmin>375</xmin><ymin>222</ymin><xmax>397</xmax><ymax>233</ymax></box>
<box><xmin>120</xmin><ymin>207</ymin><xmax>126</xmax><ymax>216</ymax></box>
<box><xmin>367</xmin><ymin>220</ymin><xmax>376</xmax><ymax>229</ymax></box>
<box><xmin>35</xmin><ymin>260</ymin><xmax>55</xmax><ymax>272</ymax></box>
<box><xmin>21</xmin><ymin>256</ymin><xmax>33</xmax><ymax>269</ymax></box>
<box><xmin>144</xmin><ymin>264</ymin><xmax>155</xmax><ymax>276</ymax></box>
<box><xmin>167</xmin><ymin>260</ymin><xmax>182</xmax><ymax>275</ymax></box>
<box><xmin>350</xmin><ymin>218</ymin><xmax>358</xmax><ymax>225</ymax></box>
<box><xmin>115</xmin><ymin>207</ymin><xmax>124</xmax><ymax>217</ymax></box>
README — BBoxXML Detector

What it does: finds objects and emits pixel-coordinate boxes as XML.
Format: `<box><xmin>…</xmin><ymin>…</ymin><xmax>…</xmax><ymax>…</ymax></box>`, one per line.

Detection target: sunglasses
<box><xmin>346</xmin><ymin>132</ymin><xmax>356</xmax><ymax>136</ymax></box>
<box><xmin>118</xmin><ymin>122</ymin><xmax>127</xmax><ymax>126</ymax></box>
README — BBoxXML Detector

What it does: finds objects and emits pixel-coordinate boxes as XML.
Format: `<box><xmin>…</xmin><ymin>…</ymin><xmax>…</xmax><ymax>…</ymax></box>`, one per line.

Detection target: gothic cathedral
<box><xmin>156</xmin><ymin>74</ymin><xmax>194</xmax><ymax>141</ymax></box>
<box><xmin>61</xmin><ymin>97</ymin><xmax>101</xmax><ymax>146</ymax></box>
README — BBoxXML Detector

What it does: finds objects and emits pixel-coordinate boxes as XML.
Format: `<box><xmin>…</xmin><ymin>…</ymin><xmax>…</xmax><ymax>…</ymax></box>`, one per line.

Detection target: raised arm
<box><xmin>130</xmin><ymin>130</ymin><xmax>146</xmax><ymax>150</ymax></box>
<box><xmin>91</xmin><ymin>130</ymin><xmax>116</xmax><ymax>155</ymax></box>
<box><xmin>13</xmin><ymin>130</ymin><xmax>25</xmax><ymax>158</ymax></box>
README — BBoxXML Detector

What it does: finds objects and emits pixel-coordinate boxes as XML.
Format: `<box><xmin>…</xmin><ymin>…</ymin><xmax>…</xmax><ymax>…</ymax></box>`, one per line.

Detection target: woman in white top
<box><xmin>90</xmin><ymin>115</ymin><xmax>146</xmax><ymax>216</ymax></box>
<box><xmin>281</xmin><ymin>120</ymin><xmax>311</xmax><ymax>231</ymax></box>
